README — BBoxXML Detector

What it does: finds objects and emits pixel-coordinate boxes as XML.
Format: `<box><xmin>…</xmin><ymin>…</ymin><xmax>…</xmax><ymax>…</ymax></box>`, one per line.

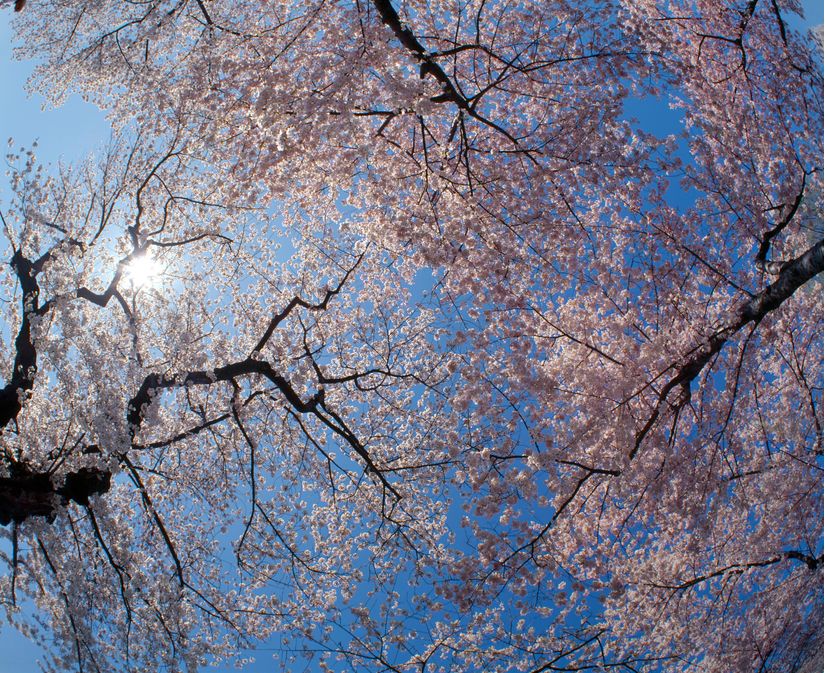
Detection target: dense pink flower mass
<box><xmin>0</xmin><ymin>1</ymin><xmax>822</xmax><ymax>671</ymax></box>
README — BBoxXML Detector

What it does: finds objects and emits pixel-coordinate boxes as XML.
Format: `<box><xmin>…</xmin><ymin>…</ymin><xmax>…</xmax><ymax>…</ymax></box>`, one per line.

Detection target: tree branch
<box><xmin>252</xmin><ymin>251</ymin><xmax>364</xmax><ymax>354</ymax></box>
<box><xmin>631</xmin><ymin>239</ymin><xmax>823</xmax><ymax>458</ymax></box>
<box><xmin>756</xmin><ymin>175</ymin><xmax>807</xmax><ymax>274</ymax></box>
<box><xmin>0</xmin><ymin>251</ymin><xmax>43</xmax><ymax>429</ymax></box>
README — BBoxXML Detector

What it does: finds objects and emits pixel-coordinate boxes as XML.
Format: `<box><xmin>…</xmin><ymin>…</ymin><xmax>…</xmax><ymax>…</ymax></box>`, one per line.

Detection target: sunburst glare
<box><xmin>124</xmin><ymin>252</ymin><xmax>161</xmax><ymax>288</ymax></box>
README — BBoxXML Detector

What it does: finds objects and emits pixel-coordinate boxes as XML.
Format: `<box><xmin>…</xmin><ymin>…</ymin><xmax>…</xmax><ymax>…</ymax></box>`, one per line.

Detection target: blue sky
<box><xmin>0</xmin><ymin>20</ymin><xmax>109</xmax><ymax>167</ymax></box>
<box><xmin>0</xmin><ymin>2</ymin><xmax>822</xmax><ymax>672</ymax></box>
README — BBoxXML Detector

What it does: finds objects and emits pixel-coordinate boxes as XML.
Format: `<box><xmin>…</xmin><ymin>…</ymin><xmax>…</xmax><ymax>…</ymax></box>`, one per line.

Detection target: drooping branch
<box><xmin>133</xmin><ymin>413</ymin><xmax>232</xmax><ymax>451</ymax></box>
<box><xmin>121</xmin><ymin>455</ymin><xmax>185</xmax><ymax>587</ymax></box>
<box><xmin>36</xmin><ymin>537</ymin><xmax>98</xmax><ymax>672</ymax></box>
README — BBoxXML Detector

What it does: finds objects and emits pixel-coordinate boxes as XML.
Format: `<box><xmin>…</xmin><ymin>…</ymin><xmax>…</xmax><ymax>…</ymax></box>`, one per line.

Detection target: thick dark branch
<box><xmin>651</xmin><ymin>557</ymin><xmax>782</xmax><ymax>591</ymax></box>
<box><xmin>370</xmin><ymin>0</ymin><xmax>526</xmax><ymax>150</ymax></box>
<box><xmin>127</xmin><ymin>356</ymin><xmax>400</xmax><ymax>498</ymax></box>
<box><xmin>76</xmin><ymin>269</ymin><xmax>126</xmax><ymax>308</ymax></box>
<box><xmin>0</xmin><ymin>464</ymin><xmax>111</xmax><ymax>526</ymax></box>
<box><xmin>739</xmin><ymin>239</ymin><xmax>822</xmax><ymax>320</ymax></box>
<box><xmin>126</xmin><ymin>358</ymin><xmax>319</xmax><ymax>435</ymax></box>
<box><xmin>738</xmin><ymin>0</ymin><xmax>760</xmax><ymax>35</ymax></box>
<box><xmin>193</xmin><ymin>0</ymin><xmax>213</xmax><ymax>25</ymax></box>
<box><xmin>0</xmin><ymin>240</ymin><xmax>145</xmax><ymax>440</ymax></box>
<box><xmin>631</xmin><ymin>239</ymin><xmax>823</xmax><ymax>458</ymax></box>
<box><xmin>0</xmin><ymin>248</ymin><xmax>118</xmax><ymax>526</ymax></box>
<box><xmin>785</xmin><ymin>550</ymin><xmax>823</xmax><ymax>571</ymax></box>
<box><xmin>371</xmin><ymin>0</ymin><xmax>447</xmax><ymax>83</ymax></box>
<box><xmin>0</xmin><ymin>251</ymin><xmax>42</xmax><ymax>429</ymax></box>
<box><xmin>555</xmin><ymin>459</ymin><xmax>621</xmax><ymax>476</ymax></box>
<box><xmin>313</xmin><ymin>402</ymin><xmax>401</xmax><ymax>498</ymax></box>
<box><xmin>651</xmin><ymin>551</ymin><xmax>821</xmax><ymax>592</ymax></box>
<box><xmin>0</xmin><ymin>468</ymin><xmax>55</xmax><ymax>524</ymax></box>
<box><xmin>756</xmin><ymin>175</ymin><xmax>806</xmax><ymax>274</ymax></box>
<box><xmin>769</xmin><ymin>0</ymin><xmax>788</xmax><ymax>44</ymax></box>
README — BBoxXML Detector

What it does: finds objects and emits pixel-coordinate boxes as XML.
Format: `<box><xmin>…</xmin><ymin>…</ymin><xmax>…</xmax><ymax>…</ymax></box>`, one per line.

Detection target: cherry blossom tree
<box><xmin>1</xmin><ymin>0</ymin><xmax>822</xmax><ymax>672</ymax></box>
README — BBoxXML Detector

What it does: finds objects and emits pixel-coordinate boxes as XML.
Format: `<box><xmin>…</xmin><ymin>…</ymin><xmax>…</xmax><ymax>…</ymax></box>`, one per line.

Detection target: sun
<box><xmin>124</xmin><ymin>252</ymin><xmax>161</xmax><ymax>288</ymax></box>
